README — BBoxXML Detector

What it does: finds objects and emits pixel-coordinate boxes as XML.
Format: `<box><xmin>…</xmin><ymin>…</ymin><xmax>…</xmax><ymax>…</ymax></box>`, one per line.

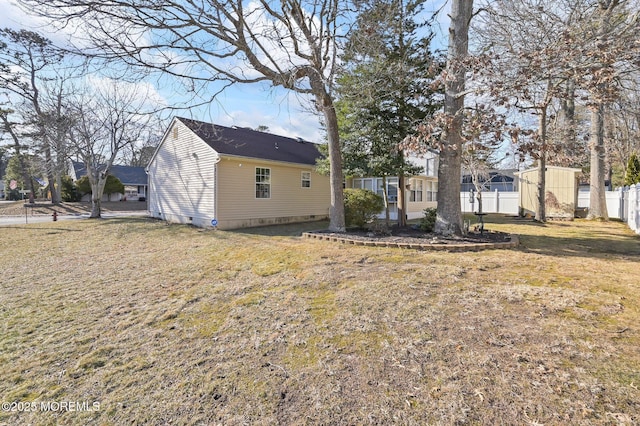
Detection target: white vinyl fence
<box><xmin>460</xmin><ymin>185</ymin><xmax>640</xmax><ymax>235</ymax></box>
<box><xmin>577</xmin><ymin>188</ymin><xmax>629</xmax><ymax>220</ymax></box>
<box><xmin>629</xmin><ymin>184</ymin><xmax>640</xmax><ymax>234</ymax></box>
<box><xmin>460</xmin><ymin>190</ymin><xmax>519</xmax><ymax>215</ymax></box>
<box><xmin>577</xmin><ymin>185</ymin><xmax>640</xmax><ymax>235</ymax></box>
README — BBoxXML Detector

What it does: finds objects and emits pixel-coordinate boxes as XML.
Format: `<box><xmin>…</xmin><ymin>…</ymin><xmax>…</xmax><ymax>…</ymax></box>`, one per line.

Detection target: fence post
<box><xmin>635</xmin><ymin>184</ymin><xmax>640</xmax><ymax>234</ymax></box>
<box><xmin>629</xmin><ymin>184</ymin><xmax>640</xmax><ymax>234</ymax></box>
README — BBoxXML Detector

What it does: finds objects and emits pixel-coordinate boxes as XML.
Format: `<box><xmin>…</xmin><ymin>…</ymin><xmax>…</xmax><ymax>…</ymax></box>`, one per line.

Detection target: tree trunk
<box><xmin>536</xmin><ymin>108</ymin><xmax>547</xmax><ymax>222</ymax></box>
<box><xmin>588</xmin><ymin>104</ymin><xmax>609</xmax><ymax>219</ymax></box>
<box><xmin>586</xmin><ymin>0</ymin><xmax>618</xmax><ymax>220</ymax></box>
<box><xmin>90</xmin><ymin>196</ymin><xmax>101</xmax><ymax>218</ymax></box>
<box><xmin>19</xmin><ymin>154</ymin><xmax>36</xmax><ymax>204</ymax></box>
<box><xmin>382</xmin><ymin>176</ymin><xmax>390</xmax><ymax>225</ymax></box>
<box><xmin>90</xmin><ymin>177</ymin><xmax>106</xmax><ymax>218</ymax></box>
<box><xmin>435</xmin><ymin>0</ymin><xmax>473</xmax><ymax>236</ymax></box>
<box><xmin>321</xmin><ymin>95</ymin><xmax>346</xmax><ymax>232</ymax></box>
<box><xmin>398</xmin><ymin>174</ymin><xmax>406</xmax><ymax>227</ymax></box>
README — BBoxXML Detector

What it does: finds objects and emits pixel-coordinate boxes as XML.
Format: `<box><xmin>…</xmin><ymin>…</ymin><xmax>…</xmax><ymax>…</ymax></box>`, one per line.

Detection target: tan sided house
<box><xmin>347</xmin><ymin>150</ymin><xmax>439</xmax><ymax>221</ymax></box>
<box><xmin>147</xmin><ymin>117</ymin><xmax>330</xmax><ymax>229</ymax></box>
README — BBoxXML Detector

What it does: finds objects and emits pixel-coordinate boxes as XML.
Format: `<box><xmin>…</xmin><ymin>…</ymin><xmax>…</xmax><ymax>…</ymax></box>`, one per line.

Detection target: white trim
<box><xmin>301</xmin><ymin>171</ymin><xmax>311</xmax><ymax>188</ymax></box>
<box><xmin>255</xmin><ymin>167</ymin><xmax>271</xmax><ymax>199</ymax></box>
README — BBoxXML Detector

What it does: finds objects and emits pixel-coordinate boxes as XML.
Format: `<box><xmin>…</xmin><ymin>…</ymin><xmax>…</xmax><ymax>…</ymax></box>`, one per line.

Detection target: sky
<box><xmin>0</xmin><ymin>0</ymin><xmax>451</xmax><ymax>144</ymax></box>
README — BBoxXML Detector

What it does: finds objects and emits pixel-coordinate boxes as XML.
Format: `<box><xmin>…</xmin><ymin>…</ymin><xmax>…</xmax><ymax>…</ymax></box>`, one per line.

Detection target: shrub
<box><xmin>61</xmin><ymin>175</ymin><xmax>82</xmax><ymax>202</ymax></box>
<box><xmin>419</xmin><ymin>208</ymin><xmax>437</xmax><ymax>232</ymax></box>
<box><xmin>344</xmin><ymin>188</ymin><xmax>384</xmax><ymax>228</ymax></box>
<box><xmin>75</xmin><ymin>174</ymin><xmax>125</xmax><ymax>201</ymax></box>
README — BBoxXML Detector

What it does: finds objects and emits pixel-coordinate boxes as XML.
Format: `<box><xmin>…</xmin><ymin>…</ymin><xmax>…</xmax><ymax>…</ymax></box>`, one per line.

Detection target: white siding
<box><xmin>148</xmin><ymin>120</ymin><xmax>218</xmax><ymax>227</ymax></box>
<box><xmin>406</xmin><ymin>151</ymin><xmax>439</xmax><ymax>177</ymax></box>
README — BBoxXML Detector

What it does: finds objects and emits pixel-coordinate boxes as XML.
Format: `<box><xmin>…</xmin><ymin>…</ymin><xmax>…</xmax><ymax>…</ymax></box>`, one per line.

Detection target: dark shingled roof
<box><xmin>72</xmin><ymin>161</ymin><xmax>148</xmax><ymax>186</ymax></box>
<box><xmin>177</xmin><ymin>117</ymin><xmax>322</xmax><ymax>166</ymax></box>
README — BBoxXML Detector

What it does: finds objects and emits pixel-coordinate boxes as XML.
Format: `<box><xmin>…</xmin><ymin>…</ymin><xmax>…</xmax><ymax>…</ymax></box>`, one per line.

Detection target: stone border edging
<box><xmin>302</xmin><ymin>232</ymin><xmax>519</xmax><ymax>252</ymax></box>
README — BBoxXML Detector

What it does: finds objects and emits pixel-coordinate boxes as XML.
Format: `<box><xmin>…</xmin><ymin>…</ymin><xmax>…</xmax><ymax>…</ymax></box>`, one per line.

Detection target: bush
<box><xmin>61</xmin><ymin>175</ymin><xmax>82</xmax><ymax>202</ymax></box>
<box><xmin>344</xmin><ymin>188</ymin><xmax>384</xmax><ymax>228</ymax></box>
<box><xmin>75</xmin><ymin>174</ymin><xmax>125</xmax><ymax>200</ymax></box>
<box><xmin>419</xmin><ymin>208</ymin><xmax>437</xmax><ymax>232</ymax></box>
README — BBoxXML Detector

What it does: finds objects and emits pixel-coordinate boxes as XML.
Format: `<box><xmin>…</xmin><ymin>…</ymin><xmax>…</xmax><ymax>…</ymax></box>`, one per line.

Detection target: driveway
<box><xmin>0</xmin><ymin>211</ymin><xmax>148</xmax><ymax>226</ymax></box>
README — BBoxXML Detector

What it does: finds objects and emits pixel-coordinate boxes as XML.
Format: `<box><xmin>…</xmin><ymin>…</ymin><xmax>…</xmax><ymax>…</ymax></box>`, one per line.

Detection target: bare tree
<box><xmin>475</xmin><ymin>0</ymin><xmax>639</xmax><ymax>221</ymax></box>
<box><xmin>66</xmin><ymin>79</ymin><xmax>158</xmax><ymax>218</ymax></box>
<box><xmin>17</xmin><ymin>0</ymin><xmax>350</xmax><ymax>231</ymax></box>
<box><xmin>472</xmin><ymin>0</ymin><xmax>588</xmax><ymax>221</ymax></box>
<box><xmin>0</xmin><ymin>28</ymin><xmax>74</xmax><ymax>204</ymax></box>
<box><xmin>436</xmin><ymin>0</ymin><xmax>473</xmax><ymax>235</ymax></box>
<box><xmin>578</xmin><ymin>0</ymin><xmax>639</xmax><ymax>219</ymax></box>
<box><xmin>401</xmin><ymin>0</ymin><xmax>474</xmax><ymax>235</ymax></box>
<box><xmin>606</xmin><ymin>77</ymin><xmax>640</xmax><ymax>185</ymax></box>
<box><xmin>460</xmin><ymin>104</ymin><xmax>505</xmax><ymax>218</ymax></box>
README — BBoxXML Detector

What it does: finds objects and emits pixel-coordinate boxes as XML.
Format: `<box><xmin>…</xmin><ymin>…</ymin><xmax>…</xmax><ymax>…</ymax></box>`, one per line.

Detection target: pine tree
<box><xmin>336</xmin><ymin>0</ymin><xmax>442</xmax><ymax>226</ymax></box>
<box><xmin>625</xmin><ymin>153</ymin><xmax>640</xmax><ymax>186</ymax></box>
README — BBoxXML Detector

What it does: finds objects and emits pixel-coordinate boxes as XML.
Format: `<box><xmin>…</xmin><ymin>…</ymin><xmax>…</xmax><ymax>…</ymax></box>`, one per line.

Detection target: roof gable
<box><xmin>176</xmin><ymin>117</ymin><xmax>322</xmax><ymax>166</ymax></box>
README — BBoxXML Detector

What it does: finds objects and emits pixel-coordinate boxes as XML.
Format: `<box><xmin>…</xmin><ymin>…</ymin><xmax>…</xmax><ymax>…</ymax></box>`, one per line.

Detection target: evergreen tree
<box><xmin>103</xmin><ymin>175</ymin><xmax>125</xmax><ymax>201</ymax></box>
<box><xmin>336</xmin><ymin>0</ymin><xmax>442</xmax><ymax>225</ymax></box>
<box><xmin>625</xmin><ymin>153</ymin><xmax>640</xmax><ymax>186</ymax></box>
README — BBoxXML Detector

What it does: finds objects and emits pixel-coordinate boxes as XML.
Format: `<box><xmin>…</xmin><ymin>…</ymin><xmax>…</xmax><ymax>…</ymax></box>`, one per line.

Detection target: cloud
<box><xmin>195</xmin><ymin>87</ymin><xmax>324</xmax><ymax>143</ymax></box>
<box><xmin>0</xmin><ymin>0</ymin><xmax>80</xmax><ymax>47</ymax></box>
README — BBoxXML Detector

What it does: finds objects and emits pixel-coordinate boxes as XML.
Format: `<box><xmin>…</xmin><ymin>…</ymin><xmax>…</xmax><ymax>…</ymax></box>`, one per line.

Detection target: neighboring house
<box><xmin>146</xmin><ymin>117</ymin><xmax>331</xmax><ymax>229</ymax></box>
<box><xmin>69</xmin><ymin>161</ymin><xmax>148</xmax><ymax>202</ymax></box>
<box><xmin>515</xmin><ymin>166</ymin><xmax>581</xmax><ymax>218</ymax></box>
<box><xmin>0</xmin><ymin>181</ymin><xmax>4</xmax><ymax>199</ymax></box>
<box><xmin>347</xmin><ymin>150</ymin><xmax>439</xmax><ymax>221</ymax></box>
<box><xmin>578</xmin><ymin>179</ymin><xmax>611</xmax><ymax>192</ymax></box>
<box><xmin>461</xmin><ymin>169</ymin><xmax>518</xmax><ymax>193</ymax></box>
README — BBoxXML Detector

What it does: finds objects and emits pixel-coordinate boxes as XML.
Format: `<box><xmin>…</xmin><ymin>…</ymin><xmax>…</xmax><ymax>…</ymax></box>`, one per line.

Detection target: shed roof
<box><xmin>513</xmin><ymin>166</ymin><xmax>582</xmax><ymax>176</ymax></box>
<box><xmin>71</xmin><ymin>161</ymin><xmax>147</xmax><ymax>186</ymax></box>
<box><xmin>176</xmin><ymin>117</ymin><xmax>322</xmax><ymax>166</ymax></box>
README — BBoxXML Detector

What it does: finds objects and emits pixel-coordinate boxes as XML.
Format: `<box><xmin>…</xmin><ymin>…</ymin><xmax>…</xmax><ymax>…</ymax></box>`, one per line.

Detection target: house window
<box><xmin>410</xmin><ymin>179</ymin><xmax>423</xmax><ymax>202</ymax></box>
<box><xmin>425</xmin><ymin>157</ymin><xmax>436</xmax><ymax>176</ymax></box>
<box><xmin>301</xmin><ymin>171</ymin><xmax>311</xmax><ymax>188</ymax></box>
<box><xmin>426</xmin><ymin>181</ymin><xmax>438</xmax><ymax>202</ymax></box>
<box><xmin>352</xmin><ymin>178</ymin><xmax>374</xmax><ymax>191</ymax></box>
<box><xmin>256</xmin><ymin>167</ymin><xmax>271</xmax><ymax>198</ymax></box>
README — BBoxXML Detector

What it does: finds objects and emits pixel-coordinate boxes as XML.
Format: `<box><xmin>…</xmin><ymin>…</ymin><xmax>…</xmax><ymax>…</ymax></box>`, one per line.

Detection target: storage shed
<box><xmin>515</xmin><ymin>166</ymin><xmax>582</xmax><ymax>219</ymax></box>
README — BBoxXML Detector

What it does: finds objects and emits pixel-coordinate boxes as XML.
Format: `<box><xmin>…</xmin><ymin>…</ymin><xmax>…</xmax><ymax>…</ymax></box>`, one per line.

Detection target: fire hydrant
<box><xmin>52</xmin><ymin>211</ymin><xmax>58</xmax><ymax>221</ymax></box>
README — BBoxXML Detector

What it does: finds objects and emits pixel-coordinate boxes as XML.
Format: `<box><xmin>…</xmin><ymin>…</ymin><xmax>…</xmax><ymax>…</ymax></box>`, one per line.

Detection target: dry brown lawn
<box><xmin>0</xmin><ymin>216</ymin><xmax>639</xmax><ymax>425</ymax></box>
